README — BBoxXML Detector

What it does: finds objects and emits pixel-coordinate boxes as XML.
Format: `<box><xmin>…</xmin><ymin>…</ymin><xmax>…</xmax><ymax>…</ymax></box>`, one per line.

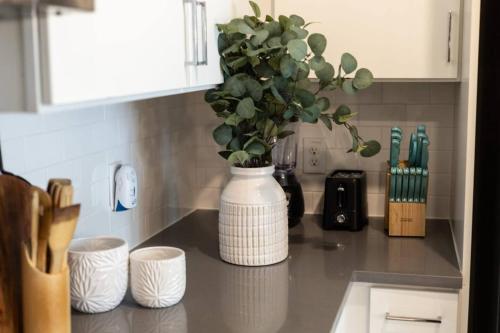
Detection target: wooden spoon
<box><xmin>48</xmin><ymin>204</ymin><xmax>80</xmax><ymax>274</ymax></box>
<box><xmin>29</xmin><ymin>190</ymin><xmax>39</xmax><ymax>266</ymax></box>
<box><xmin>33</xmin><ymin>188</ymin><xmax>53</xmax><ymax>272</ymax></box>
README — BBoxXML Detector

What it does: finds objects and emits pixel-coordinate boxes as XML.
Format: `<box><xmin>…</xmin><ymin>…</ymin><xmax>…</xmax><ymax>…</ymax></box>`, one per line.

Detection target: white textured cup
<box><xmin>130</xmin><ymin>246</ymin><xmax>186</xmax><ymax>308</ymax></box>
<box><xmin>68</xmin><ymin>237</ymin><xmax>128</xmax><ymax>313</ymax></box>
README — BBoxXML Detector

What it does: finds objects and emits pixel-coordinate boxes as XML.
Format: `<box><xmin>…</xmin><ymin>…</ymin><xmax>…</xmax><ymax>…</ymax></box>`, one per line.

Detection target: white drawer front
<box><xmin>369</xmin><ymin>288</ymin><xmax>458</xmax><ymax>333</ymax></box>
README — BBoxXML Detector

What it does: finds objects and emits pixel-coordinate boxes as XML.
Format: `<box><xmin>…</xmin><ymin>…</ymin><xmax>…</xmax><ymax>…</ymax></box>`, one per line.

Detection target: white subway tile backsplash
<box><xmin>407</xmin><ymin>105</ymin><xmax>454</xmax><ymax>128</ymax></box>
<box><xmin>358</xmin><ymin>104</ymin><xmax>406</xmax><ymax>127</ymax></box>
<box><xmin>382</xmin><ymin>83</ymin><xmax>430</xmax><ymax>104</ymax></box>
<box><xmin>24</xmin><ymin>131</ymin><xmax>65</xmax><ymax>170</ymax></box>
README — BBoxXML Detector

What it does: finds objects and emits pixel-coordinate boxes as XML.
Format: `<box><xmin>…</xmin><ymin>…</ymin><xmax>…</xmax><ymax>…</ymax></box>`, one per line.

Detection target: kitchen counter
<box><xmin>72</xmin><ymin>210</ymin><xmax>462</xmax><ymax>333</ymax></box>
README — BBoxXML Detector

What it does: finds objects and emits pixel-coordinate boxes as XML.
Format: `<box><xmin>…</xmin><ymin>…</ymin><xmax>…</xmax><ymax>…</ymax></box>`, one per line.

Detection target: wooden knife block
<box><xmin>21</xmin><ymin>246</ymin><xmax>71</xmax><ymax>333</ymax></box>
<box><xmin>384</xmin><ymin>165</ymin><xmax>427</xmax><ymax>237</ymax></box>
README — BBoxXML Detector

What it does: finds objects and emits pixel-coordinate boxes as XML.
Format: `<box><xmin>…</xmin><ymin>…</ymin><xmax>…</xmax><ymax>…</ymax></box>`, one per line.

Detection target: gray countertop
<box><xmin>72</xmin><ymin>210</ymin><xmax>462</xmax><ymax>333</ymax></box>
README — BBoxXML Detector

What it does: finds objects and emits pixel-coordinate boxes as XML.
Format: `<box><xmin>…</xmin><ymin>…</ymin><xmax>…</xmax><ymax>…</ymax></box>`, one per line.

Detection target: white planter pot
<box><xmin>219</xmin><ymin>165</ymin><xmax>288</xmax><ymax>266</ymax></box>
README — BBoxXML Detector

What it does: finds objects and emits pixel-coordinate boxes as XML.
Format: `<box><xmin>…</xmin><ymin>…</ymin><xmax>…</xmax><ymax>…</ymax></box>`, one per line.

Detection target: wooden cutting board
<box><xmin>0</xmin><ymin>175</ymin><xmax>32</xmax><ymax>333</ymax></box>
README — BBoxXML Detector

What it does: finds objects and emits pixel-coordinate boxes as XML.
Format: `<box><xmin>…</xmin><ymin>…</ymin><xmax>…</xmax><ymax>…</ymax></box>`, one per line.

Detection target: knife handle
<box><xmin>391</xmin><ymin>139</ymin><xmax>400</xmax><ymax>168</ymax></box>
<box><xmin>408</xmin><ymin>167</ymin><xmax>416</xmax><ymax>203</ymax></box>
<box><xmin>421</xmin><ymin>139</ymin><xmax>429</xmax><ymax>169</ymax></box>
<box><xmin>390</xmin><ymin>167</ymin><xmax>397</xmax><ymax>202</ymax></box>
<box><xmin>415</xmin><ymin>167</ymin><xmax>423</xmax><ymax>202</ymax></box>
<box><xmin>420</xmin><ymin>169</ymin><xmax>429</xmax><ymax>203</ymax></box>
<box><xmin>396</xmin><ymin>168</ymin><xmax>403</xmax><ymax>202</ymax></box>
<box><xmin>402</xmin><ymin>168</ymin><xmax>410</xmax><ymax>202</ymax></box>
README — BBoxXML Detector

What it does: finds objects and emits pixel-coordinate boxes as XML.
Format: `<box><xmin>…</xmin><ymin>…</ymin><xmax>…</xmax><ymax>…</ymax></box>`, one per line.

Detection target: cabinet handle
<box><xmin>385</xmin><ymin>312</ymin><xmax>442</xmax><ymax>324</ymax></box>
<box><xmin>184</xmin><ymin>0</ymin><xmax>198</xmax><ymax>65</ymax></box>
<box><xmin>196</xmin><ymin>1</ymin><xmax>208</xmax><ymax>66</ymax></box>
<box><xmin>447</xmin><ymin>11</ymin><xmax>452</xmax><ymax>63</ymax></box>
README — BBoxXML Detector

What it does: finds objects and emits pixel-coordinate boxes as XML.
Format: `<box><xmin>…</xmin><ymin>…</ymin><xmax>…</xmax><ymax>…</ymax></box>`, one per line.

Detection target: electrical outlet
<box><xmin>303</xmin><ymin>138</ymin><xmax>326</xmax><ymax>174</ymax></box>
<box><xmin>108</xmin><ymin>161</ymin><xmax>122</xmax><ymax>211</ymax></box>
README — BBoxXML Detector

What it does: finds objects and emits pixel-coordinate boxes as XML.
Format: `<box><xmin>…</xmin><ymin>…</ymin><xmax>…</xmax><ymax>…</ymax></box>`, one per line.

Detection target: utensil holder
<box><xmin>21</xmin><ymin>247</ymin><xmax>70</xmax><ymax>333</ymax></box>
<box><xmin>384</xmin><ymin>162</ymin><xmax>427</xmax><ymax>237</ymax></box>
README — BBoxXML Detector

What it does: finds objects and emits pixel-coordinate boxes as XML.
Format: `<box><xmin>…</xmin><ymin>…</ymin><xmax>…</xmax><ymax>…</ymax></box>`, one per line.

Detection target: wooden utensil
<box><xmin>47</xmin><ymin>179</ymin><xmax>71</xmax><ymax>195</ymax></box>
<box><xmin>30</xmin><ymin>190</ymin><xmax>39</xmax><ymax>266</ymax></box>
<box><xmin>0</xmin><ymin>175</ymin><xmax>33</xmax><ymax>333</ymax></box>
<box><xmin>48</xmin><ymin>204</ymin><xmax>80</xmax><ymax>274</ymax></box>
<box><xmin>33</xmin><ymin>188</ymin><xmax>53</xmax><ymax>272</ymax></box>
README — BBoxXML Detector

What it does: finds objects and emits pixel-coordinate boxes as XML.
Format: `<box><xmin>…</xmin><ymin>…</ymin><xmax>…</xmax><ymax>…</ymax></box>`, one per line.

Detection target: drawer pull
<box><xmin>385</xmin><ymin>312</ymin><xmax>442</xmax><ymax>324</ymax></box>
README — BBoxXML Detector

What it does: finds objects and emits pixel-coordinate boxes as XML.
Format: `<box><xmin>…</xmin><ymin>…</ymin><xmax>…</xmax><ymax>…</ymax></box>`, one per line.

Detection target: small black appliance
<box><xmin>322</xmin><ymin>170</ymin><xmax>368</xmax><ymax>231</ymax></box>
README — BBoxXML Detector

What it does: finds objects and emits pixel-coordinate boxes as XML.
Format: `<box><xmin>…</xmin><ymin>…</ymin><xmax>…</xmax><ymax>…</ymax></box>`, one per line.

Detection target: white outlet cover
<box><xmin>303</xmin><ymin>138</ymin><xmax>326</xmax><ymax>174</ymax></box>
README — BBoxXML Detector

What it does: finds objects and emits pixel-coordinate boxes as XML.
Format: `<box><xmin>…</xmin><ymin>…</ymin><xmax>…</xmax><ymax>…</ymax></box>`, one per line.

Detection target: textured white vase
<box><xmin>68</xmin><ymin>237</ymin><xmax>129</xmax><ymax>313</ymax></box>
<box><xmin>219</xmin><ymin>165</ymin><xmax>288</xmax><ymax>266</ymax></box>
<box><xmin>130</xmin><ymin>247</ymin><xmax>186</xmax><ymax>308</ymax></box>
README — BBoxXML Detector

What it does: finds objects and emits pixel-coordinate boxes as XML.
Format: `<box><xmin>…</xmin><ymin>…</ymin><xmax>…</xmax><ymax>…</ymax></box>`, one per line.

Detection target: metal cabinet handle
<box><xmin>196</xmin><ymin>1</ymin><xmax>208</xmax><ymax>66</ymax></box>
<box><xmin>184</xmin><ymin>0</ymin><xmax>197</xmax><ymax>65</ymax></box>
<box><xmin>385</xmin><ymin>312</ymin><xmax>442</xmax><ymax>324</ymax></box>
<box><xmin>447</xmin><ymin>11</ymin><xmax>452</xmax><ymax>63</ymax></box>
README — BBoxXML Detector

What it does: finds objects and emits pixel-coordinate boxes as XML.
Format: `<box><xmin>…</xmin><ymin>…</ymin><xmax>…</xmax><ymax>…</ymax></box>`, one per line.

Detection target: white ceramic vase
<box><xmin>219</xmin><ymin>165</ymin><xmax>288</xmax><ymax>266</ymax></box>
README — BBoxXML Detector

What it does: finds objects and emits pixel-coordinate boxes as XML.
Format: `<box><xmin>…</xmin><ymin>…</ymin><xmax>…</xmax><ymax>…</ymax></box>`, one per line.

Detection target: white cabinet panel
<box><xmin>369</xmin><ymin>287</ymin><xmax>458</xmax><ymax>333</ymax></box>
<box><xmin>39</xmin><ymin>0</ymin><xmax>188</xmax><ymax>105</ymax></box>
<box><xmin>274</xmin><ymin>0</ymin><xmax>460</xmax><ymax>80</ymax></box>
<box><xmin>189</xmin><ymin>0</ymin><xmax>233</xmax><ymax>87</ymax></box>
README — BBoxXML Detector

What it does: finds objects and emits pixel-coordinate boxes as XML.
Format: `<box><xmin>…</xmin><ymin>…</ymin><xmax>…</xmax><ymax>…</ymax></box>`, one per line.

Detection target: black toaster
<box><xmin>322</xmin><ymin>170</ymin><xmax>368</xmax><ymax>231</ymax></box>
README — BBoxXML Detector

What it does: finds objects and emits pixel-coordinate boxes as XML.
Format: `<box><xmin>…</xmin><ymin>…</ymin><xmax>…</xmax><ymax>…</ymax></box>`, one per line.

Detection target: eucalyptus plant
<box><xmin>205</xmin><ymin>1</ymin><xmax>381</xmax><ymax>167</ymax></box>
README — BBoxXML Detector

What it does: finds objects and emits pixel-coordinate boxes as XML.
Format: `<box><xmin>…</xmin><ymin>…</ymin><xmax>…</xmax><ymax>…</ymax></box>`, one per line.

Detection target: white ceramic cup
<box><xmin>130</xmin><ymin>246</ymin><xmax>186</xmax><ymax>308</ymax></box>
<box><xmin>68</xmin><ymin>237</ymin><xmax>129</xmax><ymax>313</ymax></box>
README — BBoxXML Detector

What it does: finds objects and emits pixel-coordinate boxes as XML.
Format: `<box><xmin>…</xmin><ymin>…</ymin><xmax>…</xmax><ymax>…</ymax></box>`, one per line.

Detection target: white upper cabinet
<box><xmin>0</xmin><ymin>0</ymin><xmax>233</xmax><ymax>111</ymax></box>
<box><xmin>39</xmin><ymin>0</ymin><xmax>189</xmax><ymax>105</ymax></box>
<box><xmin>274</xmin><ymin>0</ymin><xmax>461</xmax><ymax>80</ymax></box>
<box><xmin>188</xmin><ymin>0</ymin><xmax>234</xmax><ymax>88</ymax></box>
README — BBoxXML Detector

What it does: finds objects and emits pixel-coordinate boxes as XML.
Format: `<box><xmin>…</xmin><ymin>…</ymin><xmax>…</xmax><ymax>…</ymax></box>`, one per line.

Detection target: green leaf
<box><xmin>250</xmin><ymin>29</ymin><xmax>269</xmax><ymax>46</ymax></box>
<box><xmin>271</xmin><ymin>85</ymin><xmax>286</xmax><ymax>104</ymax></box>
<box><xmin>287</xmin><ymin>39</ymin><xmax>307</xmax><ymax>61</ymax></box>
<box><xmin>300</xmin><ymin>105</ymin><xmax>320</xmax><ymax>123</ymax></box>
<box><xmin>244</xmin><ymin>79</ymin><xmax>263</xmax><ymax>101</ymax></box>
<box><xmin>264</xmin><ymin>21</ymin><xmax>282</xmax><ymax>37</ymax></box>
<box><xmin>341</xmin><ymin>53</ymin><xmax>357</xmax><ymax>74</ymax></box>
<box><xmin>283</xmin><ymin>108</ymin><xmax>295</xmax><ymax>119</ymax></box>
<box><xmin>224</xmin><ymin>74</ymin><xmax>247</xmax><ymax>97</ymax></box>
<box><xmin>254</xmin><ymin>62</ymin><xmax>275</xmax><ymax>77</ymax></box>
<box><xmin>307</xmin><ymin>33</ymin><xmax>327</xmax><ymax>55</ymax></box>
<box><xmin>280</xmin><ymin>54</ymin><xmax>298</xmax><ymax>79</ymax></box>
<box><xmin>278</xmin><ymin>130</ymin><xmax>295</xmax><ymax>139</ymax></box>
<box><xmin>316</xmin><ymin>97</ymin><xmax>330</xmax><ymax>111</ymax></box>
<box><xmin>341</xmin><ymin>79</ymin><xmax>356</xmax><ymax>95</ymax></box>
<box><xmin>210</xmin><ymin>99</ymin><xmax>230</xmax><ymax>112</ymax></box>
<box><xmin>228</xmin><ymin>150</ymin><xmax>250</xmax><ymax>165</ymax></box>
<box><xmin>295</xmin><ymin>62</ymin><xmax>310</xmax><ymax>80</ymax></box>
<box><xmin>265</xmin><ymin>15</ymin><xmax>274</xmax><ymax>22</ymax></box>
<box><xmin>263</xmin><ymin>119</ymin><xmax>278</xmax><ymax>137</ymax></box>
<box><xmin>319</xmin><ymin>114</ymin><xmax>332</xmax><ymax>130</ymax></box>
<box><xmin>266</xmin><ymin>36</ymin><xmax>282</xmax><ymax>48</ymax></box>
<box><xmin>205</xmin><ymin>89</ymin><xmax>220</xmax><ymax>103</ymax></box>
<box><xmin>310</xmin><ymin>55</ymin><xmax>326</xmax><ymax>71</ymax></box>
<box><xmin>227</xmin><ymin>56</ymin><xmax>248</xmax><ymax>70</ymax></box>
<box><xmin>333</xmin><ymin>104</ymin><xmax>351</xmax><ymax>125</ymax></box>
<box><xmin>290</xmin><ymin>26</ymin><xmax>308</xmax><ymax>39</ymax></box>
<box><xmin>353</xmin><ymin>68</ymin><xmax>374</xmax><ymax>89</ymax></box>
<box><xmin>227</xmin><ymin>18</ymin><xmax>255</xmax><ymax>35</ymax></box>
<box><xmin>213</xmin><ymin>124</ymin><xmax>233</xmax><ymax>145</ymax></box>
<box><xmin>281</xmin><ymin>30</ymin><xmax>298</xmax><ymax>45</ymax></box>
<box><xmin>236</xmin><ymin>97</ymin><xmax>256</xmax><ymax>119</ymax></box>
<box><xmin>296</xmin><ymin>78</ymin><xmax>311</xmax><ymax>90</ymax></box>
<box><xmin>295</xmin><ymin>88</ymin><xmax>315</xmax><ymax>107</ymax></box>
<box><xmin>360</xmin><ymin>140</ymin><xmax>381</xmax><ymax>157</ymax></box>
<box><xmin>225</xmin><ymin>113</ymin><xmax>243</xmax><ymax>126</ymax></box>
<box><xmin>315</xmin><ymin>62</ymin><xmax>335</xmax><ymax>82</ymax></box>
<box><xmin>245</xmin><ymin>141</ymin><xmax>265</xmax><ymax>155</ymax></box>
<box><xmin>249</xmin><ymin>1</ymin><xmax>261</xmax><ymax>17</ymax></box>
<box><xmin>228</xmin><ymin>136</ymin><xmax>242</xmax><ymax>151</ymax></box>
<box><xmin>278</xmin><ymin>15</ymin><xmax>291</xmax><ymax>30</ymax></box>
<box><xmin>289</xmin><ymin>14</ymin><xmax>305</xmax><ymax>26</ymax></box>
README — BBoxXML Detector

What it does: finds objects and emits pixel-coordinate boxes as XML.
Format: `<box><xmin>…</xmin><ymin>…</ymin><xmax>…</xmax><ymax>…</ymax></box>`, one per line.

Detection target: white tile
<box><xmin>21</xmin><ymin>169</ymin><xmax>48</xmax><ymax>189</ymax></box>
<box><xmin>429</xmin><ymin>83</ymin><xmax>457</xmax><ymax>104</ymax></box>
<box><xmin>382</xmin><ymin>83</ymin><xmax>430</xmax><ymax>104</ymax></box>
<box><xmin>426</xmin><ymin>196</ymin><xmax>450</xmax><ymax>219</ymax></box>
<box><xmin>428</xmin><ymin>173</ymin><xmax>451</xmax><ymax>197</ymax></box>
<box><xmin>24</xmin><ymin>131</ymin><xmax>65</xmax><ymax>170</ymax></box>
<box><xmin>43</xmin><ymin>106</ymin><xmax>104</xmax><ymax>132</ymax></box>
<box><xmin>194</xmin><ymin>188</ymin><xmax>221</xmax><ymax>209</ymax></box>
<box><xmin>46</xmin><ymin>159</ymin><xmax>83</xmax><ymax>188</ymax></box>
<box><xmin>1</xmin><ymin>138</ymin><xmax>26</xmax><ymax>173</ymax></box>
<box><xmin>74</xmin><ymin>208</ymin><xmax>110</xmax><ymax>239</ymax></box>
<box><xmin>367</xmin><ymin>171</ymin><xmax>384</xmax><ymax>194</ymax></box>
<box><xmin>426</xmin><ymin>127</ymin><xmax>454</xmax><ymax>150</ymax></box>
<box><xmin>330</xmin><ymin>82</ymin><xmax>383</xmax><ymax>105</ymax></box>
<box><xmin>300</xmin><ymin>174</ymin><xmax>324</xmax><ymax>192</ymax></box>
<box><xmin>406</xmin><ymin>105</ymin><xmax>454</xmax><ymax>128</ymax></box>
<box><xmin>428</xmin><ymin>150</ymin><xmax>453</xmax><ymax>173</ymax></box>
<box><xmin>0</xmin><ymin>113</ymin><xmax>44</xmax><ymax>140</ymax></box>
<box><xmin>367</xmin><ymin>193</ymin><xmax>385</xmax><ymax>216</ymax></box>
<box><xmin>359</xmin><ymin>149</ymin><xmax>389</xmax><ymax>172</ymax></box>
<box><xmin>327</xmin><ymin>149</ymin><xmax>360</xmax><ymax>170</ymax></box>
<box><xmin>358</xmin><ymin>105</ymin><xmax>406</xmax><ymax>127</ymax></box>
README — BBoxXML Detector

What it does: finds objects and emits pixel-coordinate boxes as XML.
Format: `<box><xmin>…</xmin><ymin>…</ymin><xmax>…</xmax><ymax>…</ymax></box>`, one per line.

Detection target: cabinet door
<box><xmin>188</xmin><ymin>0</ymin><xmax>233</xmax><ymax>88</ymax></box>
<box><xmin>274</xmin><ymin>0</ymin><xmax>460</xmax><ymax>80</ymax></box>
<box><xmin>369</xmin><ymin>288</ymin><xmax>458</xmax><ymax>333</ymax></box>
<box><xmin>39</xmin><ymin>0</ymin><xmax>188</xmax><ymax>105</ymax></box>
